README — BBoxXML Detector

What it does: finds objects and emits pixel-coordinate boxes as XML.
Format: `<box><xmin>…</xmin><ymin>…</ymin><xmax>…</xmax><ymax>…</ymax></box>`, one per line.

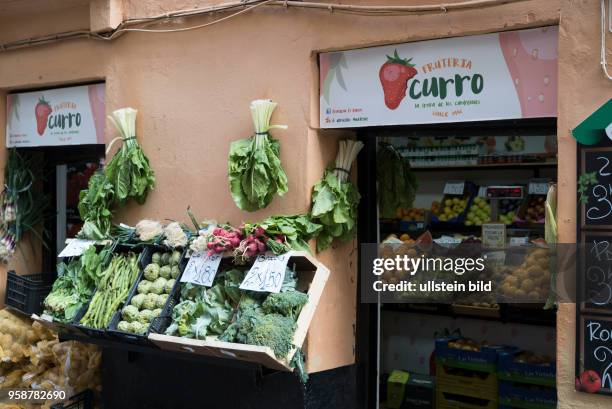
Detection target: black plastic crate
<box><xmin>108</xmin><ymin>245</ymin><xmax>187</xmax><ymax>346</ymax></box>
<box><xmin>5</xmin><ymin>270</ymin><xmax>56</xmax><ymax>315</ymax></box>
<box><xmin>72</xmin><ymin>244</ymin><xmax>149</xmax><ymax>339</ymax></box>
<box><xmin>50</xmin><ymin>390</ymin><xmax>93</xmax><ymax>409</ymax></box>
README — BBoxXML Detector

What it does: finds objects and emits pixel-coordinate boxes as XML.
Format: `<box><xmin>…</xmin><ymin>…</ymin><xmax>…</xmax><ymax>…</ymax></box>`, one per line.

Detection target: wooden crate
<box><xmin>148</xmin><ymin>251</ymin><xmax>330</xmax><ymax>371</ymax></box>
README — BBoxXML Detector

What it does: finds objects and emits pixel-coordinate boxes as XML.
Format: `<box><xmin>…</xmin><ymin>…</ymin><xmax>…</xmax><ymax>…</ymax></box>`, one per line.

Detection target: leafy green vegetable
<box><xmin>165</xmin><ymin>269</ymin><xmax>244</xmax><ymax>339</ymax></box>
<box><xmin>243</xmin><ymin>214</ymin><xmax>322</xmax><ymax>255</ymax></box>
<box><xmin>77</xmin><ymin>108</ymin><xmax>155</xmax><ymax>239</ymax></box>
<box><xmin>78</xmin><ymin>171</ymin><xmax>114</xmax><ymax>240</ymax></box>
<box><xmin>228</xmin><ymin>100</ymin><xmax>288</xmax><ymax>211</ymax></box>
<box><xmin>105</xmin><ymin>108</ymin><xmax>156</xmax><ymax>206</ymax></box>
<box><xmin>43</xmin><ymin>245</ymin><xmax>110</xmax><ymax>323</ymax></box>
<box><xmin>262</xmin><ymin>291</ymin><xmax>308</xmax><ymax>318</ymax></box>
<box><xmin>377</xmin><ymin>142</ymin><xmax>418</xmax><ymax>219</ymax></box>
<box><xmin>311</xmin><ymin>171</ymin><xmax>360</xmax><ymax>252</ymax></box>
<box><xmin>310</xmin><ymin>140</ymin><xmax>363</xmax><ymax>252</ymax></box>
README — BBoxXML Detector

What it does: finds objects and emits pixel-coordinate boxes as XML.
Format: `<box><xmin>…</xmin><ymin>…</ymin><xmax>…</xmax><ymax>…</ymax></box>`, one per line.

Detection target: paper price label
<box><xmin>478</xmin><ymin>186</ymin><xmax>488</xmax><ymax>197</ymax></box>
<box><xmin>509</xmin><ymin>237</ymin><xmax>529</xmax><ymax>246</ymax></box>
<box><xmin>240</xmin><ymin>252</ymin><xmax>291</xmax><ymax>293</ymax></box>
<box><xmin>434</xmin><ymin>236</ymin><xmax>462</xmax><ymax>246</ymax></box>
<box><xmin>482</xmin><ymin>223</ymin><xmax>506</xmax><ymax>249</ymax></box>
<box><xmin>444</xmin><ymin>181</ymin><xmax>465</xmax><ymax>195</ymax></box>
<box><xmin>528</xmin><ymin>180</ymin><xmax>549</xmax><ymax>195</ymax></box>
<box><xmin>180</xmin><ymin>252</ymin><xmax>222</xmax><ymax>287</ymax></box>
<box><xmin>58</xmin><ymin>239</ymin><xmax>95</xmax><ymax>258</ymax></box>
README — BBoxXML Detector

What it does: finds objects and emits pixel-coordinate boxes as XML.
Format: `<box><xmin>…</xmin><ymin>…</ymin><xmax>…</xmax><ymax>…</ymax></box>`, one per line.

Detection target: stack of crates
<box><xmin>497</xmin><ymin>351</ymin><xmax>557</xmax><ymax>409</ymax></box>
<box><xmin>435</xmin><ymin>339</ymin><xmax>511</xmax><ymax>409</ymax></box>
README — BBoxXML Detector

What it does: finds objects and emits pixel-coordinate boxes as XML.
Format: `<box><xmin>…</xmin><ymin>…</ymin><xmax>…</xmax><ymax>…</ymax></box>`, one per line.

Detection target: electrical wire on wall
<box><xmin>0</xmin><ymin>0</ymin><xmax>530</xmax><ymax>52</ymax></box>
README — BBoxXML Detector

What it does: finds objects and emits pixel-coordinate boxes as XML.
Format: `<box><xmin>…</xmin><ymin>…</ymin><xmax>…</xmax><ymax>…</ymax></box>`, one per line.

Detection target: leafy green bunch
<box><xmin>228</xmin><ymin>100</ymin><xmax>288</xmax><ymax>211</ymax></box>
<box><xmin>377</xmin><ymin>142</ymin><xmax>418</xmax><ymax>219</ymax></box>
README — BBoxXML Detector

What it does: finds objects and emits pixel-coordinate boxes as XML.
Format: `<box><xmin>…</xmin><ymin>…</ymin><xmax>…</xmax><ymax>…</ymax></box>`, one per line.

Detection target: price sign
<box><xmin>482</xmin><ymin>223</ymin><xmax>506</xmax><ymax>249</ymax></box>
<box><xmin>509</xmin><ymin>236</ymin><xmax>529</xmax><ymax>246</ymax></box>
<box><xmin>443</xmin><ymin>181</ymin><xmax>465</xmax><ymax>195</ymax></box>
<box><xmin>478</xmin><ymin>186</ymin><xmax>488</xmax><ymax>198</ymax></box>
<box><xmin>58</xmin><ymin>239</ymin><xmax>95</xmax><ymax>258</ymax></box>
<box><xmin>528</xmin><ymin>179</ymin><xmax>549</xmax><ymax>195</ymax></box>
<box><xmin>180</xmin><ymin>252</ymin><xmax>222</xmax><ymax>287</ymax></box>
<box><xmin>433</xmin><ymin>236</ymin><xmax>462</xmax><ymax>247</ymax></box>
<box><xmin>240</xmin><ymin>252</ymin><xmax>291</xmax><ymax>293</ymax></box>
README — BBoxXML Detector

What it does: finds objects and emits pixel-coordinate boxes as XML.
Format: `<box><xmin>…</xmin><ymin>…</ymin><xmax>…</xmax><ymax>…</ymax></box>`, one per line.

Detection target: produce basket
<box><xmin>435</xmin><ymin>338</ymin><xmax>512</xmax><ymax>372</ymax></box>
<box><xmin>107</xmin><ymin>245</ymin><xmax>187</xmax><ymax>346</ymax></box>
<box><xmin>497</xmin><ymin>350</ymin><xmax>556</xmax><ymax>386</ymax></box>
<box><xmin>430</xmin><ymin>182</ymin><xmax>477</xmax><ymax>226</ymax></box>
<box><xmin>436</xmin><ymin>390</ymin><xmax>497</xmax><ymax>409</ymax></box>
<box><xmin>148</xmin><ymin>251</ymin><xmax>330</xmax><ymax>371</ymax></box>
<box><xmin>436</xmin><ymin>362</ymin><xmax>498</xmax><ymax>401</ymax></box>
<box><xmin>498</xmin><ymin>380</ymin><xmax>557</xmax><ymax>409</ymax></box>
<box><xmin>72</xmin><ymin>244</ymin><xmax>149</xmax><ymax>340</ymax></box>
<box><xmin>5</xmin><ymin>271</ymin><xmax>56</xmax><ymax>315</ymax></box>
<box><xmin>50</xmin><ymin>389</ymin><xmax>93</xmax><ymax>409</ymax></box>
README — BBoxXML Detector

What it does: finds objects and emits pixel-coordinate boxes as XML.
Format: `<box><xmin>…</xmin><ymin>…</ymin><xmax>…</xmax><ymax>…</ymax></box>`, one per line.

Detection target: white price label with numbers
<box><xmin>180</xmin><ymin>252</ymin><xmax>222</xmax><ymax>287</ymax></box>
<box><xmin>239</xmin><ymin>252</ymin><xmax>291</xmax><ymax>293</ymax></box>
<box><xmin>444</xmin><ymin>181</ymin><xmax>465</xmax><ymax>195</ymax></box>
<box><xmin>528</xmin><ymin>180</ymin><xmax>548</xmax><ymax>195</ymax></box>
<box><xmin>58</xmin><ymin>239</ymin><xmax>95</xmax><ymax>258</ymax></box>
<box><xmin>509</xmin><ymin>236</ymin><xmax>529</xmax><ymax>246</ymax></box>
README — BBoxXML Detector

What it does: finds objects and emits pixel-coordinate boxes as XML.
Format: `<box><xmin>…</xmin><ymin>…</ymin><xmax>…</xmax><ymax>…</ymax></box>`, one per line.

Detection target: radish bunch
<box><xmin>234</xmin><ymin>225</ymin><xmax>287</xmax><ymax>262</ymax></box>
<box><xmin>206</xmin><ymin>226</ymin><xmax>242</xmax><ymax>255</ymax></box>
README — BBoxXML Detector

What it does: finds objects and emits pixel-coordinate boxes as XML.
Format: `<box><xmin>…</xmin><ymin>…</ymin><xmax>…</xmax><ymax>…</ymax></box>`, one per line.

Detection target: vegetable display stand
<box><xmin>5</xmin><ymin>271</ymin><xmax>56</xmax><ymax>315</ymax></box>
<box><xmin>148</xmin><ymin>251</ymin><xmax>330</xmax><ymax>371</ymax></box>
<box><xmin>107</xmin><ymin>245</ymin><xmax>187</xmax><ymax>347</ymax></box>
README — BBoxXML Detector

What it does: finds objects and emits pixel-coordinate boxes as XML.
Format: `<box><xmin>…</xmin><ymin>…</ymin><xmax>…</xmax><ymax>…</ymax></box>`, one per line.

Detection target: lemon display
<box><xmin>437</xmin><ymin>196</ymin><xmax>468</xmax><ymax>221</ymax></box>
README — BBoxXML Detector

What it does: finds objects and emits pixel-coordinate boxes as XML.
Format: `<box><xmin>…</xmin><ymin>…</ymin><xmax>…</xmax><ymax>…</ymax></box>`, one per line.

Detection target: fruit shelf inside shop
<box><xmin>381</xmin><ymin>303</ymin><xmax>556</xmax><ymax>327</ymax></box>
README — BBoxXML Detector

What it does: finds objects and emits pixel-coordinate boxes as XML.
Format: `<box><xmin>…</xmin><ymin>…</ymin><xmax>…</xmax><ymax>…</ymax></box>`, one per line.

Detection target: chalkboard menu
<box><xmin>577</xmin><ymin>139</ymin><xmax>612</xmax><ymax>395</ymax></box>
<box><xmin>577</xmin><ymin>315</ymin><xmax>612</xmax><ymax>395</ymax></box>
<box><xmin>580</xmin><ymin>232</ymin><xmax>612</xmax><ymax>312</ymax></box>
<box><xmin>579</xmin><ymin>147</ymin><xmax>612</xmax><ymax>229</ymax></box>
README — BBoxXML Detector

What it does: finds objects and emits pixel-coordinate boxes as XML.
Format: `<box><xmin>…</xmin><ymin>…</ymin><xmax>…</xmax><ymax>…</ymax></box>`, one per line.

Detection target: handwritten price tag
<box><xmin>180</xmin><ymin>252</ymin><xmax>222</xmax><ymax>287</ymax></box>
<box><xmin>528</xmin><ymin>179</ymin><xmax>549</xmax><ymax>195</ymax></box>
<box><xmin>58</xmin><ymin>239</ymin><xmax>95</xmax><ymax>258</ymax></box>
<box><xmin>239</xmin><ymin>252</ymin><xmax>291</xmax><ymax>293</ymax></box>
<box><xmin>444</xmin><ymin>181</ymin><xmax>465</xmax><ymax>195</ymax></box>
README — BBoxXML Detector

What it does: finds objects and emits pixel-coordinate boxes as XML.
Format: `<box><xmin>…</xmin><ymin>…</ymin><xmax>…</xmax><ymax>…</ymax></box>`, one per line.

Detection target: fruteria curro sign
<box><xmin>6</xmin><ymin>83</ymin><xmax>105</xmax><ymax>147</ymax></box>
<box><xmin>319</xmin><ymin>26</ymin><xmax>558</xmax><ymax>128</ymax></box>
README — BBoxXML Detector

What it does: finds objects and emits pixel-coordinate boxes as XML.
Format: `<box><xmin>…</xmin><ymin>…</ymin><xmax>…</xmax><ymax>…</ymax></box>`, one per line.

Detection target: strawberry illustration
<box><xmin>379</xmin><ymin>50</ymin><xmax>417</xmax><ymax>110</ymax></box>
<box><xmin>35</xmin><ymin>97</ymin><xmax>52</xmax><ymax>136</ymax></box>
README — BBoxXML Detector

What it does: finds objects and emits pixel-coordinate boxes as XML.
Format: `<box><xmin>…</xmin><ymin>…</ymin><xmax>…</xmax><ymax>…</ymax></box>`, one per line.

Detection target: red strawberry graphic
<box><xmin>35</xmin><ymin>97</ymin><xmax>52</xmax><ymax>136</ymax></box>
<box><xmin>379</xmin><ymin>50</ymin><xmax>417</xmax><ymax>110</ymax></box>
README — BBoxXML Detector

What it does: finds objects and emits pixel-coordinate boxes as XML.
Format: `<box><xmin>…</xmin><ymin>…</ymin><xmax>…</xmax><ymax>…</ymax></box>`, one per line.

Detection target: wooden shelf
<box><xmin>411</xmin><ymin>162</ymin><xmax>557</xmax><ymax>171</ymax></box>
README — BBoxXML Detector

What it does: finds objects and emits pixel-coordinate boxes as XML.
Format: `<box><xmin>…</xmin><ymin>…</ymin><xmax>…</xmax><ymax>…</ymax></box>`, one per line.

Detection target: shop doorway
<box><xmin>356</xmin><ymin>118</ymin><xmax>558</xmax><ymax>409</ymax></box>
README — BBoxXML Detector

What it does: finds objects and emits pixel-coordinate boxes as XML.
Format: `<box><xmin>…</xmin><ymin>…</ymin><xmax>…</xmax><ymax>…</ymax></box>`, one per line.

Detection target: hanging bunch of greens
<box><xmin>78</xmin><ymin>171</ymin><xmax>114</xmax><ymax>240</ymax></box>
<box><xmin>78</xmin><ymin>108</ymin><xmax>155</xmax><ymax>240</ymax></box>
<box><xmin>0</xmin><ymin>149</ymin><xmax>48</xmax><ymax>262</ymax></box>
<box><xmin>228</xmin><ymin>100</ymin><xmax>288</xmax><ymax>211</ymax></box>
<box><xmin>105</xmin><ymin>108</ymin><xmax>156</xmax><ymax>206</ymax></box>
<box><xmin>377</xmin><ymin>142</ymin><xmax>418</xmax><ymax>219</ymax></box>
<box><xmin>310</xmin><ymin>140</ymin><xmax>363</xmax><ymax>252</ymax></box>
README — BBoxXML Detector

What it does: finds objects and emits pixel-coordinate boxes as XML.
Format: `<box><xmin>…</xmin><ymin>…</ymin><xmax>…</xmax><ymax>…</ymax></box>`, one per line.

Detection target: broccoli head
<box><xmin>262</xmin><ymin>291</ymin><xmax>308</xmax><ymax>318</ymax></box>
<box><xmin>245</xmin><ymin>313</ymin><xmax>296</xmax><ymax>359</ymax></box>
